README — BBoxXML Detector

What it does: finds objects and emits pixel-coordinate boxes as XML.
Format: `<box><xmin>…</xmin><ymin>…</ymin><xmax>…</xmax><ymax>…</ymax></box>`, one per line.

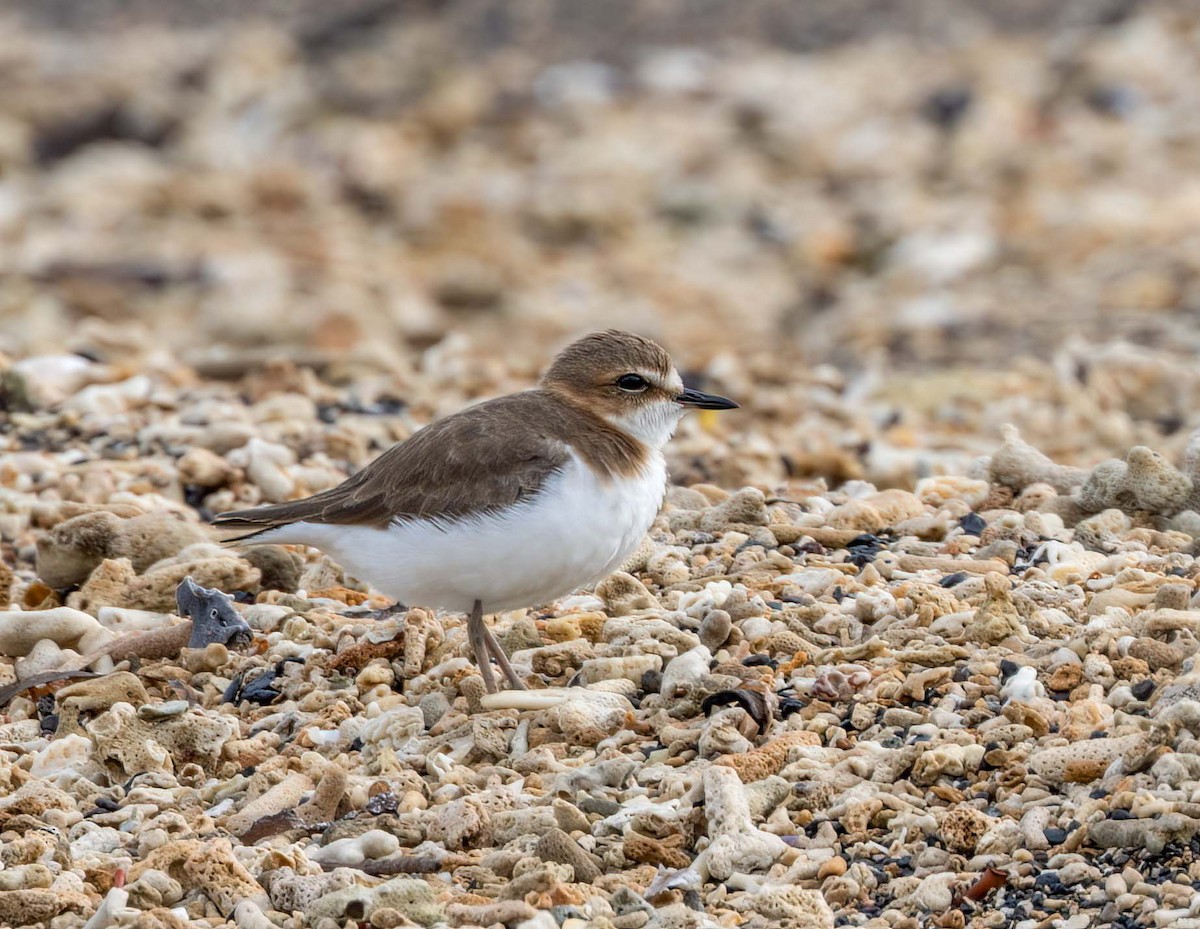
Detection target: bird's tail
<box><xmin>212</xmin><ymin>470</ymin><xmax>372</xmax><ymax>542</ymax></box>
<box><xmin>211</xmin><ymin>504</ymin><xmax>299</xmax><ymax>543</ymax></box>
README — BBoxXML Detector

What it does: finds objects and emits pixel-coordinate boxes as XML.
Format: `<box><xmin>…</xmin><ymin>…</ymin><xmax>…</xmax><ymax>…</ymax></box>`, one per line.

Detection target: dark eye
<box><xmin>615</xmin><ymin>374</ymin><xmax>649</xmax><ymax>392</ymax></box>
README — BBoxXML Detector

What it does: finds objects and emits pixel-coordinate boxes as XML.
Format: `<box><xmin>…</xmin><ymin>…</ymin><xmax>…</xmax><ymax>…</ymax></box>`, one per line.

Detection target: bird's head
<box><xmin>541</xmin><ymin>329</ymin><xmax>737</xmax><ymax>448</ymax></box>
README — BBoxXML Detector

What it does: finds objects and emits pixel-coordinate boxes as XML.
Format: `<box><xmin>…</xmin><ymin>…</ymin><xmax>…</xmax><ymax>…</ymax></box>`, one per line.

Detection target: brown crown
<box><xmin>541</xmin><ymin>329</ymin><xmax>674</xmax><ymax>390</ymax></box>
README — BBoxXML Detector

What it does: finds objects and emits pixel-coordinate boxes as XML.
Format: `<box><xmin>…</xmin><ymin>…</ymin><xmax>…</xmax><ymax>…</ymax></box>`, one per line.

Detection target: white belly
<box><xmin>256</xmin><ymin>452</ymin><xmax>666</xmax><ymax>614</ymax></box>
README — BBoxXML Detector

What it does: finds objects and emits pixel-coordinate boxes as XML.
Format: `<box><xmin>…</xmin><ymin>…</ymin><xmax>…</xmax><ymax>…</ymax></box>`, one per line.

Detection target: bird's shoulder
<box><xmin>213</xmin><ymin>389</ymin><xmax>645</xmax><ymax>534</ymax></box>
<box><xmin>377</xmin><ymin>389</ymin><xmax>580</xmax><ymax>469</ymax></box>
<box><xmin>326</xmin><ymin>390</ymin><xmax>594</xmax><ymax>525</ymax></box>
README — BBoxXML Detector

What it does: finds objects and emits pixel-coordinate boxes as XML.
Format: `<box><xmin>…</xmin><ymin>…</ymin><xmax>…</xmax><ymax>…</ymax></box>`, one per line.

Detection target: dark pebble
<box><xmin>182</xmin><ymin>483</ymin><xmax>208</xmax><ymax>509</ymax></box>
<box><xmin>866</xmin><ymin>865</ymin><xmax>890</xmax><ymax>884</ymax></box>
<box><xmin>958</xmin><ymin>512</ymin><xmax>987</xmax><ymax>535</ymax></box>
<box><xmin>225</xmin><ymin>669</ymin><xmax>282</xmax><ymax>706</ymax></box>
<box><xmin>1044</xmin><ymin>827</ymin><xmax>1068</xmax><ymax>845</ymax></box>
<box><xmin>1131</xmin><ymin>679</ymin><xmax>1155</xmax><ymax>701</ymax></box>
<box><xmin>579</xmin><ymin>796</ymin><xmax>621</xmax><ymax>817</ymax></box>
<box><xmin>921</xmin><ymin>85</ymin><xmax>973</xmax><ymax>130</ymax></box>
<box><xmin>221</xmin><ymin>674</ymin><xmax>243</xmax><ymax>704</ymax></box>
<box><xmin>1085</xmin><ymin>83</ymin><xmax>1138</xmax><ymax>119</ymax></box>
<box><xmin>847</xmin><ymin>534</ymin><xmax>884</xmax><ymax>568</ymax></box>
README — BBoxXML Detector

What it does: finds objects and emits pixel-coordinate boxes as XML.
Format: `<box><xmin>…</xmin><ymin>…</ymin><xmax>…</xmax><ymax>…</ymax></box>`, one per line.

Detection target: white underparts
<box><xmin>250</xmin><ymin>450</ymin><xmax>668</xmax><ymax>614</ymax></box>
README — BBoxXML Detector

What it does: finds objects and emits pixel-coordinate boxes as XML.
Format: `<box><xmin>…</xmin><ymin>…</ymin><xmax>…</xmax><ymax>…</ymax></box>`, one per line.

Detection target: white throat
<box><xmin>607</xmin><ymin>399</ymin><xmax>685</xmax><ymax>449</ymax></box>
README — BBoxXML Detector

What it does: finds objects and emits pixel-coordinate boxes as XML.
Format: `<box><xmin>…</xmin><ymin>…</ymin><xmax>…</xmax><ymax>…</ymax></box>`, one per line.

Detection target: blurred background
<box><xmin>3</xmin><ymin>0</ymin><xmax>1200</xmax><ymax>492</ymax></box>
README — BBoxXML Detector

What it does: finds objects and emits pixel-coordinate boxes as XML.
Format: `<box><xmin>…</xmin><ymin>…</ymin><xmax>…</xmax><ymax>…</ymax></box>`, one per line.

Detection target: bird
<box><xmin>213</xmin><ymin>329</ymin><xmax>738</xmax><ymax>693</ymax></box>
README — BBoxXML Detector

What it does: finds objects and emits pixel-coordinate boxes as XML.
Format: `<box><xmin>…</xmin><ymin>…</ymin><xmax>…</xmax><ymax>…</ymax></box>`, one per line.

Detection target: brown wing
<box><xmin>212</xmin><ymin>392</ymin><xmax>574</xmax><ymax>539</ymax></box>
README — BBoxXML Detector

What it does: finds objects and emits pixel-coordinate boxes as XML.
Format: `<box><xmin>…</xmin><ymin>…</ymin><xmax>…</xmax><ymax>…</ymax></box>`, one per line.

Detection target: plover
<box><xmin>213</xmin><ymin>329</ymin><xmax>737</xmax><ymax>692</ymax></box>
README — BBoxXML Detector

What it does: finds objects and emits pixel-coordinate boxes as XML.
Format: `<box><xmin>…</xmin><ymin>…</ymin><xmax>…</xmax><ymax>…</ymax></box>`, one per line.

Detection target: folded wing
<box><xmin>212</xmin><ymin>394</ymin><xmax>572</xmax><ymax>540</ymax></box>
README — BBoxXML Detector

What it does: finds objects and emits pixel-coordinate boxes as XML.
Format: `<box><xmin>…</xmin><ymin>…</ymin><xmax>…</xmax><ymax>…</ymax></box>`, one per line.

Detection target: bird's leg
<box><xmin>482</xmin><ymin>626</ymin><xmax>527</xmax><ymax>691</ymax></box>
<box><xmin>467</xmin><ymin>599</ymin><xmax>498</xmax><ymax>694</ymax></box>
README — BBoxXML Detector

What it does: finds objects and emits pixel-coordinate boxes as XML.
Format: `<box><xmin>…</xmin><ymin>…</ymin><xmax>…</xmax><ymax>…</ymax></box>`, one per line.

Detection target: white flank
<box><xmin>252</xmin><ymin>450</ymin><xmax>667</xmax><ymax>613</ymax></box>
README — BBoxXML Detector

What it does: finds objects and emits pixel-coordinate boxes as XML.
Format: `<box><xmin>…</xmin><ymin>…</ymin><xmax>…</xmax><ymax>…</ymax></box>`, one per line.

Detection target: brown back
<box><xmin>213</xmin><ymin>390</ymin><xmax>648</xmax><ymax>538</ymax></box>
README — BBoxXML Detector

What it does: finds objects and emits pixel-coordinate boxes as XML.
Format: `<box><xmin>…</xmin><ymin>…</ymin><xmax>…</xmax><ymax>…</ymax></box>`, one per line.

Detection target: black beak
<box><xmin>677</xmin><ymin>387</ymin><xmax>739</xmax><ymax>410</ymax></box>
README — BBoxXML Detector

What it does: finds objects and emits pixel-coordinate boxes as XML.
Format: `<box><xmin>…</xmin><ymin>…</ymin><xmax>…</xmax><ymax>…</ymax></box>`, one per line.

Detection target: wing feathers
<box><xmin>213</xmin><ymin>391</ymin><xmax>616</xmax><ymax>536</ymax></box>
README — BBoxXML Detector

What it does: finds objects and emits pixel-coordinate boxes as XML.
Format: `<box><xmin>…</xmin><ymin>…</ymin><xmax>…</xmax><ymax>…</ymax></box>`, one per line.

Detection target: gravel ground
<box><xmin>5</xmin><ymin>4</ymin><xmax>1200</xmax><ymax>929</ymax></box>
